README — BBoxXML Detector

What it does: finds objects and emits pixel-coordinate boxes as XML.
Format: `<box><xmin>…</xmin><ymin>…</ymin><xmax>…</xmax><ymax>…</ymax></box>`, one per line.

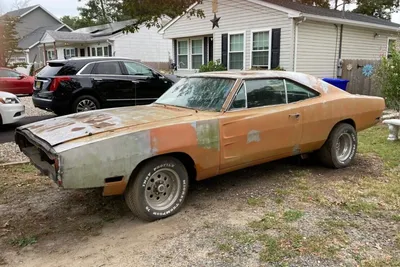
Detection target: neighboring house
<box><xmin>2</xmin><ymin>5</ymin><xmax>72</xmax><ymax>66</ymax></box>
<box><xmin>160</xmin><ymin>0</ymin><xmax>400</xmax><ymax>78</ymax></box>
<box><xmin>39</xmin><ymin>19</ymin><xmax>173</xmax><ymax>70</ymax></box>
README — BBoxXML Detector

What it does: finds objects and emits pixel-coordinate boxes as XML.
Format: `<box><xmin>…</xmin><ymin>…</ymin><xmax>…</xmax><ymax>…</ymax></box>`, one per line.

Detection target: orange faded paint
<box><xmin>102</xmin><ymin>179</ymin><xmax>128</xmax><ymax>196</ymax></box>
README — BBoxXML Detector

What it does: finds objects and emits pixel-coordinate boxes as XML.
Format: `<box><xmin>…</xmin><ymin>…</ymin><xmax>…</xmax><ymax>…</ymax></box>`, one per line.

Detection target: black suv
<box><xmin>33</xmin><ymin>57</ymin><xmax>177</xmax><ymax>115</ymax></box>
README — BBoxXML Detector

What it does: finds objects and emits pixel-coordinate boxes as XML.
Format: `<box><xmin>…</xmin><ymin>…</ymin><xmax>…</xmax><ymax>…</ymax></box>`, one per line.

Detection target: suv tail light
<box><xmin>49</xmin><ymin>76</ymin><xmax>71</xmax><ymax>92</ymax></box>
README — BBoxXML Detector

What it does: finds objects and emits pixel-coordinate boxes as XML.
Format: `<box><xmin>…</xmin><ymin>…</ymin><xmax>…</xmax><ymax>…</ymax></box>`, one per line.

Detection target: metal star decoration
<box><xmin>210</xmin><ymin>13</ymin><xmax>221</xmax><ymax>29</ymax></box>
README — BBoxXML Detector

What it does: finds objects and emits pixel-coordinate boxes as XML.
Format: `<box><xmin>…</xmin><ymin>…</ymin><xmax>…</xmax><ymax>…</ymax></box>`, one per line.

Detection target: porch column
<box><xmin>53</xmin><ymin>42</ymin><xmax>57</xmax><ymax>59</ymax></box>
<box><xmin>43</xmin><ymin>43</ymin><xmax>48</xmax><ymax>62</ymax></box>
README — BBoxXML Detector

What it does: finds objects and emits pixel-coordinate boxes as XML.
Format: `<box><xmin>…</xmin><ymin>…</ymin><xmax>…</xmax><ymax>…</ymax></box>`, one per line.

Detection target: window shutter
<box><xmin>75</xmin><ymin>48</ymin><xmax>78</xmax><ymax>57</ymax></box>
<box><xmin>63</xmin><ymin>49</ymin><xmax>66</xmax><ymax>59</ymax></box>
<box><xmin>271</xmin><ymin>28</ymin><xmax>281</xmax><ymax>69</ymax></box>
<box><xmin>221</xmin><ymin>34</ymin><xmax>228</xmax><ymax>68</ymax></box>
<box><xmin>173</xmin><ymin>39</ymin><xmax>177</xmax><ymax>63</ymax></box>
<box><xmin>204</xmin><ymin>37</ymin><xmax>208</xmax><ymax>65</ymax></box>
<box><xmin>87</xmin><ymin>47</ymin><xmax>90</xmax><ymax>56</ymax></box>
<box><xmin>108</xmin><ymin>45</ymin><xmax>112</xmax><ymax>56</ymax></box>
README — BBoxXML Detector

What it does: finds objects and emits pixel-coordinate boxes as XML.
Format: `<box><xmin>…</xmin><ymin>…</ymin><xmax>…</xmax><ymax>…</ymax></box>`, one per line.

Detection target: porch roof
<box><xmin>40</xmin><ymin>30</ymin><xmax>112</xmax><ymax>44</ymax></box>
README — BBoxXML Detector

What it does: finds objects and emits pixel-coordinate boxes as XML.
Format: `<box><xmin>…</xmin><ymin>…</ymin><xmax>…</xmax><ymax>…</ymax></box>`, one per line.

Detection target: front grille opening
<box><xmin>14</xmin><ymin>112</ymin><xmax>22</xmax><ymax>117</ymax></box>
<box><xmin>15</xmin><ymin>132</ymin><xmax>58</xmax><ymax>180</ymax></box>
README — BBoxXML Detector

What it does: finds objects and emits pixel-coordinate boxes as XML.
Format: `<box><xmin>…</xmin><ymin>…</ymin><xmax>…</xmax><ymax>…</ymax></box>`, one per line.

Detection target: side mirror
<box><xmin>17</xmin><ymin>75</ymin><xmax>25</xmax><ymax>80</ymax></box>
<box><xmin>152</xmin><ymin>71</ymin><xmax>164</xmax><ymax>80</ymax></box>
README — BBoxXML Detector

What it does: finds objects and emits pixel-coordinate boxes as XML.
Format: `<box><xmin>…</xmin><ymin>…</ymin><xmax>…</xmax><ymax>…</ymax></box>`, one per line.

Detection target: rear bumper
<box><xmin>32</xmin><ymin>95</ymin><xmax>69</xmax><ymax>113</ymax></box>
<box><xmin>1</xmin><ymin>103</ymin><xmax>26</xmax><ymax>124</ymax></box>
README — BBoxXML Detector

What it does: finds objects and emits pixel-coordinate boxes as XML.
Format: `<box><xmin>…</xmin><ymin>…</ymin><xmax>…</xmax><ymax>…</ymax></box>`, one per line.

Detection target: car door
<box><xmin>219</xmin><ymin>78</ymin><xmax>304</xmax><ymax>170</ymax></box>
<box><xmin>121</xmin><ymin>61</ymin><xmax>172</xmax><ymax>105</ymax></box>
<box><xmin>91</xmin><ymin>61</ymin><xmax>135</xmax><ymax>107</ymax></box>
<box><xmin>0</xmin><ymin>69</ymin><xmax>29</xmax><ymax>94</ymax></box>
<box><xmin>284</xmin><ymin>79</ymin><xmax>322</xmax><ymax>152</ymax></box>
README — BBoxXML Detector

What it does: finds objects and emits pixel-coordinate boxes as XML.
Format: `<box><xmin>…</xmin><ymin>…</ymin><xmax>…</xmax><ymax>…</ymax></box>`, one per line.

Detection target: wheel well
<box><xmin>128</xmin><ymin>152</ymin><xmax>197</xmax><ymax>184</ymax></box>
<box><xmin>335</xmin><ymin>118</ymin><xmax>356</xmax><ymax>130</ymax></box>
<box><xmin>70</xmin><ymin>90</ymin><xmax>101</xmax><ymax>107</ymax></box>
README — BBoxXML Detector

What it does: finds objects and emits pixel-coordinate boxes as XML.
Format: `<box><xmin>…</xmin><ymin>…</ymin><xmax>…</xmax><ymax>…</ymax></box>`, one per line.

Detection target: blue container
<box><xmin>322</xmin><ymin>78</ymin><xmax>349</xmax><ymax>91</ymax></box>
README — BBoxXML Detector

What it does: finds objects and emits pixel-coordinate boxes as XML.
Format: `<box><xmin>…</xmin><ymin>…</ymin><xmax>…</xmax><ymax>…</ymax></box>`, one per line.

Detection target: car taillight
<box><xmin>49</xmin><ymin>76</ymin><xmax>71</xmax><ymax>92</ymax></box>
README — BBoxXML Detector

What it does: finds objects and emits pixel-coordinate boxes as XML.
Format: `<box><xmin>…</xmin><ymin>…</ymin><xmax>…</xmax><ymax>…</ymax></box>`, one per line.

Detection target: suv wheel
<box><xmin>72</xmin><ymin>95</ymin><xmax>100</xmax><ymax>113</ymax></box>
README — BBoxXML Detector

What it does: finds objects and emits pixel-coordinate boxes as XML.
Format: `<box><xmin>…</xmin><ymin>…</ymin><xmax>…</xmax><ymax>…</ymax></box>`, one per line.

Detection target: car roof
<box><xmin>47</xmin><ymin>57</ymin><xmax>140</xmax><ymax>65</ymax></box>
<box><xmin>189</xmin><ymin>70</ymin><xmax>335</xmax><ymax>94</ymax></box>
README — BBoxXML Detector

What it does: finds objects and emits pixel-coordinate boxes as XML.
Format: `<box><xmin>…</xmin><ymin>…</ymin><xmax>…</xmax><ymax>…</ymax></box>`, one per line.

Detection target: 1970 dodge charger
<box><xmin>15</xmin><ymin>71</ymin><xmax>385</xmax><ymax>221</ymax></box>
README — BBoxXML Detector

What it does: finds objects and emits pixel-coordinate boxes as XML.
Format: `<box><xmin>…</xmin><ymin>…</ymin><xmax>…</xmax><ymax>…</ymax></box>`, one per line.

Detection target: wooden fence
<box><xmin>341</xmin><ymin>59</ymin><xmax>382</xmax><ymax>96</ymax></box>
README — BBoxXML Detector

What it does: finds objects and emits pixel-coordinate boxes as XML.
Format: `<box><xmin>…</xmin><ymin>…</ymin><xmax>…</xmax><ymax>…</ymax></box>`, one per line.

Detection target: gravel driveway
<box><xmin>0</xmin><ymin>96</ymin><xmax>53</xmax><ymax>164</ymax></box>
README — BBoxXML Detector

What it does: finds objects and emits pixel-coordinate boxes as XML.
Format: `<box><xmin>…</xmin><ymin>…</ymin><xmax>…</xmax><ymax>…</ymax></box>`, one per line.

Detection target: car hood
<box><xmin>0</xmin><ymin>91</ymin><xmax>17</xmax><ymax>98</ymax></box>
<box><xmin>18</xmin><ymin>105</ymin><xmax>194</xmax><ymax>147</ymax></box>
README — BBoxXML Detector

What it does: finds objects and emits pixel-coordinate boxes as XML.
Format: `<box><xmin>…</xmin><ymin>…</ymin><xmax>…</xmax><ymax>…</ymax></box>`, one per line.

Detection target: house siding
<box><xmin>16</xmin><ymin>7</ymin><xmax>60</xmax><ymax>38</ymax></box>
<box><xmin>341</xmin><ymin>25</ymin><xmax>400</xmax><ymax>59</ymax></box>
<box><xmin>296</xmin><ymin>20</ymin><xmax>339</xmax><ymax>78</ymax></box>
<box><xmin>112</xmin><ymin>26</ymin><xmax>173</xmax><ymax>68</ymax></box>
<box><xmin>163</xmin><ymin>0</ymin><xmax>294</xmax><ymax>72</ymax></box>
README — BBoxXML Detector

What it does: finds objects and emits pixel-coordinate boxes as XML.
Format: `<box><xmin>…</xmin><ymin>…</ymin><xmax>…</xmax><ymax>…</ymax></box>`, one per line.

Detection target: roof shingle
<box><xmin>263</xmin><ymin>0</ymin><xmax>400</xmax><ymax>28</ymax></box>
<box><xmin>3</xmin><ymin>5</ymin><xmax>39</xmax><ymax>17</ymax></box>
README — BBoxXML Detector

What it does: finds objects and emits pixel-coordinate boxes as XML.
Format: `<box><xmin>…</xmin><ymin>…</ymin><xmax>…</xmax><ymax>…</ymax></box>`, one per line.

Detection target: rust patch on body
<box><xmin>102</xmin><ymin>179</ymin><xmax>127</xmax><ymax>196</ymax></box>
<box><xmin>28</xmin><ymin>124</ymin><xmax>44</xmax><ymax>130</ymax></box>
<box><xmin>93</xmin><ymin>122</ymin><xmax>115</xmax><ymax>128</ymax></box>
<box><xmin>71</xmin><ymin>127</ymin><xmax>85</xmax><ymax>132</ymax></box>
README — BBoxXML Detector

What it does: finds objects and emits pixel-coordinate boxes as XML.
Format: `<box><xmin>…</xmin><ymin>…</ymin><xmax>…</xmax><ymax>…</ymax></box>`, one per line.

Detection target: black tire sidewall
<box><xmin>329</xmin><ymin>124</ymin><xmax>357</xmax><ymax>168</ymax></box>
<box><xmin>72</xmin><ymin>95</ymin><xmax>100</xmax><ymax>113</ymax></box>
<box><xmin>132</xmin><ymin>157</ymin><xmax>189</xmax><ymax>220</ymax></box>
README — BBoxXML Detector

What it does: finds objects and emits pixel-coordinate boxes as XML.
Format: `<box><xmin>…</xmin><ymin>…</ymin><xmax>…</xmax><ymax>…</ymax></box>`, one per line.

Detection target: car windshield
<box><xmin>155</xmin><ymin>77</ymin><xmax>236</xmax><ymax>112</ymax></box>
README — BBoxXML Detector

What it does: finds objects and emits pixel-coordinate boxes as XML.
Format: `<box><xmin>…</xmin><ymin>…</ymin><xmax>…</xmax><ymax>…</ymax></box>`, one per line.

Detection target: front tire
<box><xmin>125</xmin><ymin>156</ymin><xmax>189</xmax><ymax>221</ymax></box>
<box><xmin>317</xmin><ymin>123</ymin><xmax>357</xmax><ymax>169</ymax></box>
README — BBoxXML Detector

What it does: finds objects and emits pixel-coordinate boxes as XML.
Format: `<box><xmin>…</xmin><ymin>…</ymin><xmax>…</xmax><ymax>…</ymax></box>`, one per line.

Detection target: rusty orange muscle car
<box><xmin>15</xmin><ymin>71</ymin><xmax>385</xmax><ymax>221</ymax></box>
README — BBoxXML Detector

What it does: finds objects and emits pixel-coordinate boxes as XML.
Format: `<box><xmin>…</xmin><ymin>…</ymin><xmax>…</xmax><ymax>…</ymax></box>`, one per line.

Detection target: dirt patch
<box><xmin>0</xmin><ymin>151</ymin><xmax>399</xmax><ymax>266</ymax></box>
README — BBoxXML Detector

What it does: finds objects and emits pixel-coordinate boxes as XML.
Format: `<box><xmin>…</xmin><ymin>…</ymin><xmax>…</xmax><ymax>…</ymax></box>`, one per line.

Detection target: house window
<box><xmin>104</xmin><ymin>46</ymin><xmax>109</xmax><ymax>56</ymax></box>
<box><xmin>388</xmin><ymin>38</ymin><xmax>397</xmax><ymax>58</ymax></box>
<box><xmin>177</xmin><ymin>40</ymin><xmax>188</xmax><ymax>69</ymax></box>
<box><xmin>64</xmin><ymin>48</ymin><xmax>76</xmax><ymax>58</ymax></box>
<box><xmin>97</xmin><ymin>47</ymin><xmax>103</xmax><ymax>56</ymax></box>
<box><xmin>229</xmin><ymin>33</ymin><xmax>244</xmax><ymax>70</ymax></box>
<box><xmin>252</xmin><ymin>30</ymin><xmax>270</xmax><ymax>68</ymax></box>
<box><xmin>191</xmin><ymin>39</ymin><xmax>203</xmax><ymax>69</ymax></box>
<box><xmin>92</xmin><ymin>47</ymin><xmax>96</xmax><ymax>56</ymax></box>
<box><xmin>47</xmin><ymin>50</ymin><xmax>55</xmax><ymax>60</ymax></box>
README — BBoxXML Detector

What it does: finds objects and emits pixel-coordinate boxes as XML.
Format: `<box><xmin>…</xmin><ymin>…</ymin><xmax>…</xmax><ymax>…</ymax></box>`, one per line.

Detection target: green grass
<box><xmin>358</xmin><ymin>125</ymin><xmax>400</xmax><ymax>168</ymax></box>
<box><xmin>283</xmin><ymin>210</ymin><xmax>305</xmax><ymax>222</ymax></box>
<box><xmin>392</xmin><ymin>214</ymin><xmax>400</xmax><ymax>222</ymax></box>
<box><xmin>217</xmin><ymin>243</ymin><xmax>234</xmax><ymax>252</ymax></box>
<box><xmin>249</xmin><ymin>212</ymin><xmax>280</xmax><ymax>230</ymax></box>
<box><xmin>247</xmin><ymin>197</ymin><xmax>264</xmax><ymax>206</ymax></box>
<box><xmin>10</xmin><ymin>236</ymin><xmax>37</xmax><ymax>247</ymax></box>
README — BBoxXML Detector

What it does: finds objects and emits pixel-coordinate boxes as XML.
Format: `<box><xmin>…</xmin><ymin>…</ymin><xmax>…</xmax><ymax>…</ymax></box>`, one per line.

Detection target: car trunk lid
<box><xmin>18</xmin><ymin>105</ymin><xmax>194</xmax><ymax>147</ymax></box>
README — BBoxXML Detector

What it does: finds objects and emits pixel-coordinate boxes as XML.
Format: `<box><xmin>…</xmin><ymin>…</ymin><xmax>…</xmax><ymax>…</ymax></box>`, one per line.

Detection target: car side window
<box><xmin>123</xmin><ymin>61</ymin><xmax>153</xmax><ymax>76</ymax></box>
<box><xmin>0</xmin><ymin>70</ymin><xmax>20</xmax><ymax>78</ymax></box>
<box><xmin>93</xmin><ymin>61</ymin><xmax>122</xmax><ymax>75</ymax></box>
<box><xmin>246</xmin><ymin>79</ymin><xmax>286</xmax><ymax>108</ymax></box>
<box><xmin>230</xmin><ymin>84</ymin><xmax>246</xmax><ymax>110</ymax></box>
<box><xmin>285</xmin><ymin>80</ymin><xmax>319</xmax><ymax>103</ymax></box>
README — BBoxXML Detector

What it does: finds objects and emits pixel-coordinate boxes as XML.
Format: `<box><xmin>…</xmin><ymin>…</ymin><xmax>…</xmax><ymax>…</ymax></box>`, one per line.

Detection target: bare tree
<box><xmin>11</xmin><ymin>0</ymin><xmax>31</xmax><ymax>10</ymax></box>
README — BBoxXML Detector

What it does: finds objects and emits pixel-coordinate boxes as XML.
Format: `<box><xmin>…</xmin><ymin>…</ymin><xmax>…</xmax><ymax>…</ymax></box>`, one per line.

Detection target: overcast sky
<box><xmin>0</xmin><ymin>0</ymin><xmax>400</xmax><ymax>23</ymax></box>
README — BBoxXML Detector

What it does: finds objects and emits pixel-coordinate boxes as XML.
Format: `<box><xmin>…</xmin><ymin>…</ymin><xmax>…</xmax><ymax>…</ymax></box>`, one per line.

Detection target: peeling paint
<box><xmin>195</xmin><ymin>120</ymin><xmax>220</xmax><ymax>150</ymax></box>
<box><xmin>247</xmin><ymin>130</ymin><xmax>260</xmax><ymax>144</ymax></box>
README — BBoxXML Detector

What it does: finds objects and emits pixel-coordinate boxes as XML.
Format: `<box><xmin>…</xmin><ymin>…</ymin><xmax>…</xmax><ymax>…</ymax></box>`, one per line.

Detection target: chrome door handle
<box><xmin>289</xmin><ymin>113</ymin><xmax>300</xmax><ymax>118</ymax></box>
<box><xmin>131</xmin><ymin>80</ymin><xmax>139</xmax><ymax>84</ymax></box>
<box><xmin>93</xmin><ymin>78</ymin><xmax>103</xmax><ymax>81</ymax></box>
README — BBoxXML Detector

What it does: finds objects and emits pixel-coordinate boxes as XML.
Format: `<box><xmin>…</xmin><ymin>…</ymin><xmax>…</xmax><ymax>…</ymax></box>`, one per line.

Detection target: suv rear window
<box><xmin>36</xmin><ymin>65</ymin><xmax>63</xmax><ymax>77</ymax></box>
<box><xmin>36</xmin><ymin>62</ymin><xmax>84</xmax><ymax>77</ymax></box>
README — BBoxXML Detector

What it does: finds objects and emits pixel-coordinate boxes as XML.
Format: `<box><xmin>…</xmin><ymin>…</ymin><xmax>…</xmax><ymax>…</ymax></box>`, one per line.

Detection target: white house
<box><xmin>39</xmin><ymin>19</ymin><xmax>173</xmax><ymax>70</ymax></box>
<box><xmin>160</xmin><ymin>0</ymin><xmax>400</xmax><ymax>78</ymax></box>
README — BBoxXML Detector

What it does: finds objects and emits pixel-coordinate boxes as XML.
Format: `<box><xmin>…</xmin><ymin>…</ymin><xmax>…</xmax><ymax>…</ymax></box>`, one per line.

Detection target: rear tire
<box><xmin>317</xmin><ymin>123</ymin><xmax>357</xmax><ymax>169</ymax></box>
<box><xmin>71</xmin><ymin>95</ymin><xmax>100</xmax><ymax>113</ymax></box>
<box><xmin>124</xmin><ymin>156</ymin><xmax>189</xmax><ymax>222</ymax></box>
